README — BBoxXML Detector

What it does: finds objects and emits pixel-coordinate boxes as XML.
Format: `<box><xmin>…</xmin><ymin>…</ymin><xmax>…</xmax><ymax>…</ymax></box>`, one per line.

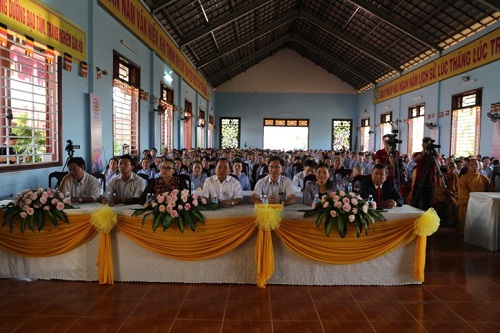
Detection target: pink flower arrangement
<box><xmin>302</xmin><ymin>190</ymin><xmax>386</xmax><ymax>238</ymax></box>
<box><xmin>132</xmin><ymin>189</ymin><xmax>218</xmax><ymax>233</ymax></box>
<box><xmin>2</xmin><ymin>188</ymin><xmax>72</xmax><ymax>233</ymax></box>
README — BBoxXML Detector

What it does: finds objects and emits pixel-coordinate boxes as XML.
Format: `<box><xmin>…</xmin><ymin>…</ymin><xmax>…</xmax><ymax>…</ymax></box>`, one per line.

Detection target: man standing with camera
<box><xmin>375</xmin><ymin>133</ymin><xmax>401</xmax><ymax>181</ymax></box>
<box><xmin>411</xmin><ymin>137</ymin><xmax>439</xmax><ymax>210</ymax></box>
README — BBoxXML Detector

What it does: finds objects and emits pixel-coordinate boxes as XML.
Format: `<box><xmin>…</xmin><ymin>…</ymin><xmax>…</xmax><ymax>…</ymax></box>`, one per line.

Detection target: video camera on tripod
<box><xmin>65</xmin><ymin>140</ymin><xmax>80</xmax><ymax>157</ymax></box>
<box><xmin>385</xmin><ymin>130</ymin><xmax>402</xmax><ymax>151</ymax></box>
<box><xmin>425</xmin><ymin>138</ymin><xmax>441</xmax><ymax>152</ymax></box>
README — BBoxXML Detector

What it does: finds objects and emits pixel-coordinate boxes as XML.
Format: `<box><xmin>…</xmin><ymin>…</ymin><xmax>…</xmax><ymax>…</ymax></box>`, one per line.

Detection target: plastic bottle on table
<box><xmin>65</xmin><ymin>191</ymin><xmax>71</xmax><ymax>205</ymax></box>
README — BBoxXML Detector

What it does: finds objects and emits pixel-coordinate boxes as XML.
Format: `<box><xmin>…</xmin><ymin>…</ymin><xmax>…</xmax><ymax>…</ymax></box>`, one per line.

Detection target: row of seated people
<box><xmin>56</xmin><ymin>155</ymin><xmax>397</xmax><ymax>210</ymax></box>
<box><xmin>56</xmin><ymin>149</ymin><xmax>495</xmax><ymax>240</ymax></box>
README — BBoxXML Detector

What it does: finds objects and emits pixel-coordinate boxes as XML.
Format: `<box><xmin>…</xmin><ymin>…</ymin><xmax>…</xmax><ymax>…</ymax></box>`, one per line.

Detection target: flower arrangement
<box><xmin>1</xmin><ymin>188</ymin><xmax>72</xmax><ymax>233</ymax></box>
<box><xmin>132</xmin><ymin>189</ymin><xmax>218</xmax><ymax>233</ymax></box>
<box><xmin>301</xmin><ymin>190</ymin><xmax>386</xmax><ymax>238</ymax></box>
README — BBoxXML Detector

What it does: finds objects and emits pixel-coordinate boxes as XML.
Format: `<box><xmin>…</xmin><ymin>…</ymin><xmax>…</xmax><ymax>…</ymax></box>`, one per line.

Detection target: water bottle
<box><xmin>65</xmin><ymin>191</ymin><xmax>71</xmax><ymax>205</ymax></box>
<box><xmin>212</xmin><ymin>195</ymin><xmax>218</xmax><ymax>206</ymax></box>
<box><xmin>314</xmin><ymin>194</ymin><xmax>320</xmax><ymax>205</ymax></box>
<box><xmin>190</xmin><ymin>183</ymin><xmax>195</xmax><ymax>194</ymax></box>
<box><xmin>146</xmin><ymin>193</ymin><xmax>153</xmax><ymax>204</ymax></box>
<box><xmin>347</xmin><ymin>183</ymin><xmax>353</xmax><ymax>193</ymax></box>
<box><xmin>367</xmin><ymin>194</ymin><xmax>373</xmax><ymax>208</ymax></box>
<box><xmin>105</xmin><ymin>191</ymin><xmax>113</xmax><ymax>205</ymax></box>
<box><xmin>261</xmin><ymin>194</ymin><xmax>268</xmax><ymax>204</ymax></box>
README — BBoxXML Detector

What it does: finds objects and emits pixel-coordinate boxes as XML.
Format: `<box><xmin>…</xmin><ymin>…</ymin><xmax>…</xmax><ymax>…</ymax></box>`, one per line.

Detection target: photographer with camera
<box><xmin>410</xmin><ymin>137</ymin><xmax>440</xmax><ymax>211</ymax></box>
<box><xmin>375</xmin><ymin>133</ymin><xmax>401</xmax><ymax>181</ymax></box>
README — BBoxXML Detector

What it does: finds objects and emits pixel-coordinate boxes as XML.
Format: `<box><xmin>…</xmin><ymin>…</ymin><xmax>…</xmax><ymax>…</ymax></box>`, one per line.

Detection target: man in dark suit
<box><xmin>360</xmin><ymin>163</ymin><xmax>404</xmax><ymax>209</ymax></box>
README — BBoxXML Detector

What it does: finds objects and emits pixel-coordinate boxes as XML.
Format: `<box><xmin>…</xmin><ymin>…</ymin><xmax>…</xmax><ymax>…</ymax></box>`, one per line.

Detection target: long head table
<box><xmin>0</xmin><ymin>203</ymin><xmax>427</xmax><ymax>286</ymax></box>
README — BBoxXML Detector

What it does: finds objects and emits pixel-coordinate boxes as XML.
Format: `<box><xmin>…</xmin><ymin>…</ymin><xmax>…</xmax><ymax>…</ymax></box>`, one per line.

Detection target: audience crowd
<box><xmin>63</xmin><ymin>140</ymin><xmax>499</xmax><ymax>237</ymax></box>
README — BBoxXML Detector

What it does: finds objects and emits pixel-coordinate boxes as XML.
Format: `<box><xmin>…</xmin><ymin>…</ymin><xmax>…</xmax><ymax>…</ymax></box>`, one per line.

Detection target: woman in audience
<box><xmin>139</xmin><ymin>159</ymin><xmax>187</xmax><ymax>204</ymax></box>
<box><xmin>232</xmin><ymin>158</ymin><xmax>251</xmax><ymax>191</ymax></box>
<box><xmin>102</xmin><ymin>157</ymin><xmax>119</xmax><ymax>185</ymax></box>
<box><xmin>190</xmin><ymin>160</ymin><xmax>207</xmax><ymax>190</ymax></box>
<box><xmin>303</xmin><ymin>163</ymin><xmax>337</xmax><ymax>205</ymax></box>
<box><xmin>136</xmin><ymin>157</ymin><xmax>156</xmax><ymax>179</ymax></box>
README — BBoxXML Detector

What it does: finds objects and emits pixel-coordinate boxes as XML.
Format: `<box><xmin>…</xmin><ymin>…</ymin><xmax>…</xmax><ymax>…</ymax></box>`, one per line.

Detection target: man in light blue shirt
<box><xmin>250</xmin><ymin>156</ymin><xmax>296</xmax><ymax>206</ymax></box>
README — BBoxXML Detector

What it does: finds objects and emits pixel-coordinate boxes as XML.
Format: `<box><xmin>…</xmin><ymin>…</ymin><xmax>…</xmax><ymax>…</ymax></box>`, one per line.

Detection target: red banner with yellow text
<box><xmin>0</xmin><ymin>0</ymin><xmax>86</xmax><ymax>62</ymax></box>
<box><xmin>374</xmin><ymin>28</ymin><xmax>500</xmax><ymax>104</ymax></box>
<box><xmin>98</xmin><ymin>0</ymin><xmax>210</xmax><ymax>101</ymax></box>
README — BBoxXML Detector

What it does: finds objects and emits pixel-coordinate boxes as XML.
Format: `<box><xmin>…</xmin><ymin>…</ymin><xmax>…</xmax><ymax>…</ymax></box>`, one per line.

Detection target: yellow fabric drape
<box><xmin>275</xmin><ymin>218</ymin><xmax>417</xmax><ymax>264</ymax></box>
<box><xmin>1</xmin><ymin>210</ymin><xmax>434</xmax><ymax>286</ymax></box>
<box><xmin>414</xmin><ymin>236</ymin><xmax>427</xmax><ymax>282</ymax></box>
<box><xmin>255</xmin><ymin>228</ymin><xmax>274</xmax><ymax>288</ymax></box>
<box><xmin>116</xmin><ymin>216</ymin><xmax>257</xmax><ymax>260</ymax></box>
<box><xmin>97</xmin><ymin>232</ymin><xmax>114</xmax><ymax>284</ymax></box>
<box><xmin>0</xmin><ymin>214</ymin><xmax>97</xmax><ymax>257</ymax></box>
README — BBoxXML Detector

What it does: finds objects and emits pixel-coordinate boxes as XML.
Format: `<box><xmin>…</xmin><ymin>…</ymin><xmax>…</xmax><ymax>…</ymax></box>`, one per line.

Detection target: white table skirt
<box><xmin>464</xmin><ymin>192</ymin><xmax>500</xmax><ymax>251</ymax></box>
<box><xmin>0</xmin><ymin>204</ymin><xmax>423</xmax><ymax>285</ymax></box>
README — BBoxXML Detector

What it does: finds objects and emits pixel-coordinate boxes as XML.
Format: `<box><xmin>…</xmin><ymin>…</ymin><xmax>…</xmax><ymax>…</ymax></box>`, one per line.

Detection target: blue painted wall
<box><xmin>215</xmin><ymin>92</ymin><xmax>358</xmax><ymax>150</ymax></box>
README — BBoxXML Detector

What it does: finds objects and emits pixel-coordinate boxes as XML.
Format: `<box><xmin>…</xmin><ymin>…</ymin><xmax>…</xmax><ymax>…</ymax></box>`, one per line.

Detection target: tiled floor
<box><xmin>1</xmin><ymin>227</ymin><xmax>499</xmax><ymax>333</ymax></box>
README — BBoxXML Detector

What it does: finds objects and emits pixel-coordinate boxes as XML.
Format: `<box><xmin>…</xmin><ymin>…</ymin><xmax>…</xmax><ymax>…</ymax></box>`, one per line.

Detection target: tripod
<box><xmin>412</xmin><ymin>150</ymin><xmax>444</xmax><ymax>211</ymax></box>
<box><xmin>61</xmin><ymin>149</ymin><xmax>74</xmax><ymax>172</ymax></box>
<box><xmin>383</xmin><ymin>145</ymin><xmax>402</xmax><ymax>194</ymax></box>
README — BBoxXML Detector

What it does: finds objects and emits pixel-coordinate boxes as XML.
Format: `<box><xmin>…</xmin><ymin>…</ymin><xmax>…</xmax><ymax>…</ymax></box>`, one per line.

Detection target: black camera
<box><xmin>385</xmin><ymin>130</ymin><xmax>402</xmax><ymax>147</ymax></box>
<box><xmin>65</xmin><ymin>140</ymin><xmax>80</xmax><ymax>156</ymax></box>
<box><xmin>426</xmin><ymin>139</ymin><xmax>441</xmax><ymax>151</ymax></box>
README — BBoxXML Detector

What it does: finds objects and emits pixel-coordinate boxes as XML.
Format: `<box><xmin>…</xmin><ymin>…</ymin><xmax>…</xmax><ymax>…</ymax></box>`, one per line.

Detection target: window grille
<box><xmin>220</xmin><ymin>117</ymin><xmax>240</xmax><ymax>149</ymax></box>
<box><xmin>451</xmin><ymin>90</ymin><xmax>482</xmax><ymax>157</ymax></box>
<box><xmin>0</xmin><ymin>33</ymin><xmax>60</xmax><ymax>169</ymax></box>
<box><xmin>112</xmin><ymin>53</ymin><xmax>140</xmax><ymax>156</ymax></box>
<box><xmin>332</xmin><ymin>119</ymin><xmax>352</xmax><ymax>151</ymax></box>
<box><xmin>360</xmin><ymin>118</ymin><xmax>370</xmax><ymax>152</ymax></box>
<box><xmin>160</xmin><ymin>83</ymin><xmax>174</xmax><ymax>151</ymax></box>
<box><xmin>408</xmin><ymin>104</ymin><xmax>425</xmax><ymax>155</ymax></box>
<box><xmin>379</xmin><ymin>112</ymin><xmax>393</xmax><ymax>148</ymax></box>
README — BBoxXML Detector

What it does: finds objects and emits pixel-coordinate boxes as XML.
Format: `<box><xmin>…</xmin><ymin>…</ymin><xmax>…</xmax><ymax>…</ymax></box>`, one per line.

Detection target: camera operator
<box><xmin>411</xmin><ymin>137</ymin><xmax>440</xmax><ymax>210</ymax></box>
<box><xmin>375</xmin><ymin>133</ymin><xmax>401</xmax><ymax>181</ymax></box>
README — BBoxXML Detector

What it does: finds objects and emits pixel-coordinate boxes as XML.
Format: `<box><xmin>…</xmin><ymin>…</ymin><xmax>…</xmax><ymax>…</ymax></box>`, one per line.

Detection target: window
<box><xmin>407</xmin><ymin>104</ymin><xmax>425</xmax><ymax>155</ymax></box>
<box><xmin>197</xmin><ymin>109</ymin><xmax>205</xmax><ymax>148</ymax></box>
<box><xmin>208</xmin><ymin>115</ymin><xmax>214</xmax><ymax>148</ymax></box>
<box><xmin>360</xmin><ymin>118</ymin><xmax>370</xmax><ymax>152</ymax></box>
<box><xmin>332</xmin><ymin>119</ymin><xmax>352</xmax><ymax>151</ymax></box>
<box><xmin>112</xmin><ymin>52</ymin><xmax>140</xmax><ymax>155</ymax></box>
<box><xmin>380</xmin><ymin>112</ymin><xmax>393</xmax><ymax>148</ymax></box>
<box><xmin>263</xmin><ymin>118</ymin><xmax>309</xmax><ymax>150</ymax></box>
<box><xmin>451</xmin><ymin>89</ymin><xmax>482</xmax><ymax>157</ymax></box>
<box><xmin>0</xmin><ymin>33</ymin><xmax>61</xmax><ymax>169</ymax></box>
<box><xmin>220</xmin><ymin>117</ymin><xmax>241</xmax><ymax>149</ymax></box>
<box><xmin>160</xmin><ymin>83</ymin><xmax>174</xmax><ymax>151</ymax></box>
<box><xmin>184</xmin><ymin>100</ymin><xmax>192</xmax><ymax>149</ymax></box>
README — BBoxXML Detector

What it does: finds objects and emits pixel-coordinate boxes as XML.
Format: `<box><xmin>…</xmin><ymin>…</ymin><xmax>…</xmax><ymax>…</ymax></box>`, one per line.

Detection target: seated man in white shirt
<box><xmin>59</xmin><ymin>157</ymin><xmax>101</xmax><ymax>203</ymax></box>
<box><xmin>102</xmin><ymin>154</ymin><xmax>147</xmax><ymax>205</ymax></box>
<box><xmin>202</xmin><ymin>158</ymin><xmax>243</xmax><ymax>208</ymax></box>
<box><xmin>291</xmin><ymin>159</ymin><xmax>317</xmax><ymax>192</ymax></box>
<box><xmin>250</xmin><ymin>156</ymin><xmax>297</xmax><ymax>206</ymax></box>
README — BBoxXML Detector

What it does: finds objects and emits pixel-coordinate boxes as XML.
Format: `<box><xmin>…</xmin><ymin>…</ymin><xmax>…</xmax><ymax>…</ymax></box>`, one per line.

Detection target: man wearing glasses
<box><xmin>59</xmin><ymin>157</ymin><xmax>101</xmax><ymax>203</ymax></box>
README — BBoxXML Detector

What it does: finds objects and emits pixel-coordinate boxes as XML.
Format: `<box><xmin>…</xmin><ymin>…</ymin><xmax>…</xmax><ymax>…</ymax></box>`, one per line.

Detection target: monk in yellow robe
<box><xmin>457</xmin><ymin>159</ymin><xmax>494</xmax><ymax>238</ymax></box>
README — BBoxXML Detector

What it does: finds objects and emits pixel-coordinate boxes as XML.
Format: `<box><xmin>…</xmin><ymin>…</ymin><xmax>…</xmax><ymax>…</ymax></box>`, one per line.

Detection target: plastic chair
<box><xmin>178</xmin><ymin>174</ymin><xmax>192</xmax><ymax>192</ymax></box>
<box><xmin>137</xmin><ymin>173</ymin><xmax>149</xmax><ymax>181</ymax></box>
<box><xmin>303</xmin><ymin>174</ymin><xmax>317</xmax><ymax>184</ymax></box>
<box><xmin>48</xmin><ymin>171</ymin><xmax>68</xmax><ymax>189</ymax></box>
<box><xmin>91</xmin><ymin>172</ymin><xmax>107</xmax><ymax>192</ymax></box>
